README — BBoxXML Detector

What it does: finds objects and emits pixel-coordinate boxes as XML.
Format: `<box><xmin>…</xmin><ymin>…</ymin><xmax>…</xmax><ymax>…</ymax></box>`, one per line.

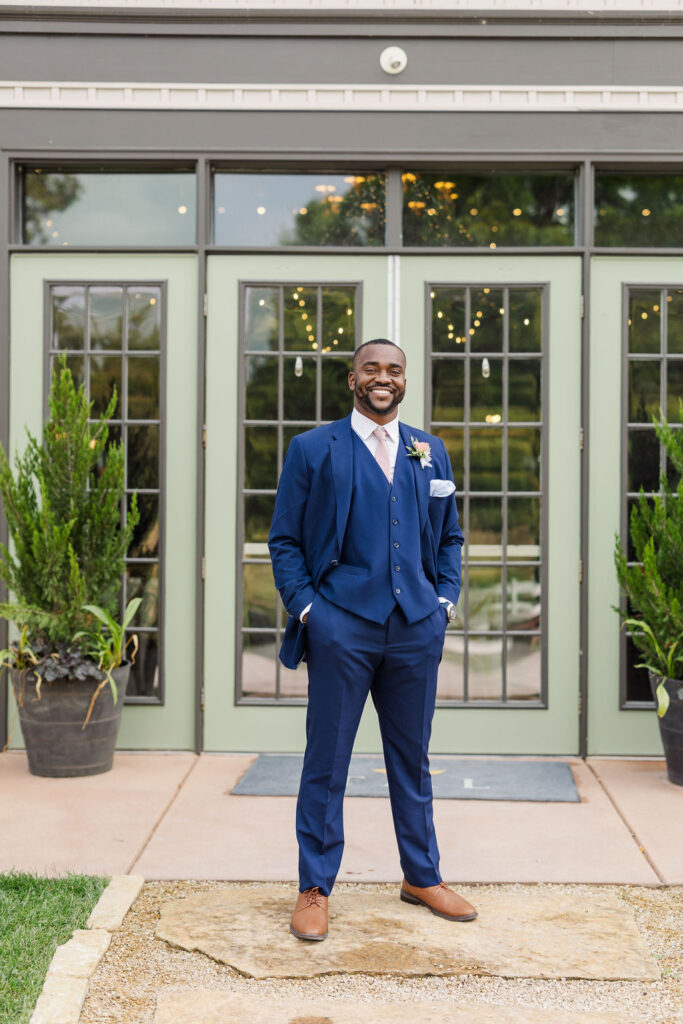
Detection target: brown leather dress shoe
<box><xmin>290</xmin><ymin>885</ymin><xmax>329</xmax><ymax>941</ymax></box>
<box><xmin>400</xmin><ymin>879</ymin><xmax>478</xmax><ymax>921</ymax></box>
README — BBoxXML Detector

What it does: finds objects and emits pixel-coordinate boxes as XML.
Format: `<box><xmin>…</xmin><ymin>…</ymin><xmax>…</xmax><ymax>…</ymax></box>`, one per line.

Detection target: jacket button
<box><xmin>391</xmin><ymin>496</ymin><xmax>398</xmax><ymax>502</ymax></box>
<box><xmin>330</xmin><ymin>559</ymin><xmax>339</xmax><ymax>566</ymax></box>
<box><xmin>394</xmin><ymin>565</ymin><xmax>401</xmax><ymax>571</ymax></box>
<box><xmin>392</xmin><ymin>518</ymin><xmax>398</xmax><ymax>525</ymax></box>
<box><xmin>393</xmin><ymin>542</ymin><xmax>399</xmax><ymax>548</ymax></box>
<box><xmin>395</xmin><ymin>588</ymin><xmax>401</xmax><ymax>594</ymax></box>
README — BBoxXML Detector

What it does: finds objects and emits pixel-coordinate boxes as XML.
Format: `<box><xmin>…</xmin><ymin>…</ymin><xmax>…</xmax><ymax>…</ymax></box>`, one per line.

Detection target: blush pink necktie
<box><xmin>372</xmin><ymin>425</ymin><xmax>393</xmax><ymax>483</ymax></box>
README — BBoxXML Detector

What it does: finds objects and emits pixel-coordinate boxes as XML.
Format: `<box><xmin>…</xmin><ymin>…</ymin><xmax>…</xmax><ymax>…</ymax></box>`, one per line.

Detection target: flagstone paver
<box><xmin>153</xmin><ymin>990</ymin><xmax>630</xmax><ymax>1024</ymax></box>
<box><xmin>155</xmin><ymin>885</ymin><xmax>659</xmax><ymax>981</ymax></box>
<box><xmin>86</xmin><ymin>875</ymin><xmax>144</xmax><ymax>931</ymax></box>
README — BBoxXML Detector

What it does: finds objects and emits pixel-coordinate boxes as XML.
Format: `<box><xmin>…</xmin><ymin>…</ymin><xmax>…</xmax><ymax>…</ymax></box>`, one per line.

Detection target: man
<box><xmin>268</xmin><ymin>338</ymin><xmax>477</xmax><ymax>942</ymax></box>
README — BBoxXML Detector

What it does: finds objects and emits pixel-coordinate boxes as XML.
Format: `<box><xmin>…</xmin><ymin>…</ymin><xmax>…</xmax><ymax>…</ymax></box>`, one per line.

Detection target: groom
<box><xmin>268</xmin><ymin>338</ymin><xmax>477</xmax><ymax>941</ymax></box>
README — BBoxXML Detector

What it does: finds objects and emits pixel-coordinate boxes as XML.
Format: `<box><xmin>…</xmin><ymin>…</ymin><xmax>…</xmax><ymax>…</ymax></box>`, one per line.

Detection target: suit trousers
<box><xmin>296</xmin><ymin>592</ymin><xmax>447</xmax><ymax>896</ymax></box>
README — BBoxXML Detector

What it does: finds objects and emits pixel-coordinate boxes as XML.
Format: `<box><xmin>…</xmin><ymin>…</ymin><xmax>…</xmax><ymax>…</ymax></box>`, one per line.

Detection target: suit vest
<box><xmin>317</xmin><ymin>428</ymin><xmax>441</xmax><ymax>625</ymax></box>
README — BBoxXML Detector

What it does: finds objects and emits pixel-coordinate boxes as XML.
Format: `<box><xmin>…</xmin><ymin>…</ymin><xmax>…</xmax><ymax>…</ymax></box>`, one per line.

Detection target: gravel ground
<box><xmin>79</xmin><ymin>881</ymin><xmax>682</xmax><ymax>1024</ymax></box>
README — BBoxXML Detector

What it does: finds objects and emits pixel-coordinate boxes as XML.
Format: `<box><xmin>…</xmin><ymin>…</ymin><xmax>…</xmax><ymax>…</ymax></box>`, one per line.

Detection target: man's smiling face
<box><xmin>348</xmin><ymin>342</ymin><xmax>407</xmax><ymax>422</ymax></box>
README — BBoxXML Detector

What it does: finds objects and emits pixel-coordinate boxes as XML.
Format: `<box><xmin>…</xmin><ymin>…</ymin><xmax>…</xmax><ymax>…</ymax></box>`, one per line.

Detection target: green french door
<box><xmin>204</xmin><ymin>254</ymin><xmax>582</xmax><ymax>755</ymax></box>
<box><xmin>588</xmin><ymin>258</ymin><xmax>683</xmax><ymax>755</ymax></box>
<box><xmin>6</xmin><ymin>253</ymin><xmax>199</xmax><ymax>750</ymax></box>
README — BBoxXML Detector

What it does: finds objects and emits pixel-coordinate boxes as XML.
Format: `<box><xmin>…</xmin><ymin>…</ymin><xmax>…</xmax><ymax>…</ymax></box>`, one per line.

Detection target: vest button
<box><xmin>394</xmin><ymin>565</ymin><xmax>401</xmax><ymax>571</ymax></box>
<box><xmin>391</xmin><ymin>496</ymin><xmax>397</xmax><ymax>502</ymax></box>
<box><xmin>392</xmin><ymin>518</ymin><xmax>398</xmax><ymax>525</ymax></box>
<box><xmin>395</xmin><ymin>588</ymin><xmax>401</xmax><ymax>594</ymax></box>
<box><xmin>330</xmin><ymin>559</ymin><xmax>339</xmax><ymax>566</ymax></box>
<box><xmin>393</xmin><ymin>542</ymin><xmax>399</xmax><ymax>548</ymax></box>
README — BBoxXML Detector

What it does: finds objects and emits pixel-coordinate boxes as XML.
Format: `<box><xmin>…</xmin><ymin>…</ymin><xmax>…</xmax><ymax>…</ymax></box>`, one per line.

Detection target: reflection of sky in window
<box><xmin>25</xmin><ymin>173</ymin><xmax>196</xmax><ymax>245</ymax></box>
<box><xmin>214</xmin><ymin>173</ymin><xmax>363</xmax><ymax>246</ymax></box>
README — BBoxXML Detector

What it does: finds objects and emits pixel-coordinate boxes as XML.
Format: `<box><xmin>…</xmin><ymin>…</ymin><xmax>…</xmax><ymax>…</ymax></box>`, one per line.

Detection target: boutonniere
<box><xmin>405</xmin><ymin>436</ymin><xmax>432</xmax><ymax>469</ymax></box>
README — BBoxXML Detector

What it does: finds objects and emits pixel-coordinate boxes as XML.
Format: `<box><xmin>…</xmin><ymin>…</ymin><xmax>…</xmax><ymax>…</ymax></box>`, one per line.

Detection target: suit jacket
<box><xmin>267</xmin><ymin>412</ymin><xmax>465</xmax><ymax>669</ymax></box>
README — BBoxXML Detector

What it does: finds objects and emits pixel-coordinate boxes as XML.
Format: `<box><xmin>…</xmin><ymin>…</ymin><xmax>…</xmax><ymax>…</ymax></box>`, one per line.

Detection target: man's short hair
<box><xmin>353</xmin><ymin>338</ymin><xmax>406</xmax><ymax>369</ymax></box>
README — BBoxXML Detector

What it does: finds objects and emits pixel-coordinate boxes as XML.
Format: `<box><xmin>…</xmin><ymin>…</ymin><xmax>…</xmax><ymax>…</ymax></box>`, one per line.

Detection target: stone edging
<box><xmin>29</xmin><ymin>875</ymin><xmax>144</xmax><ymax>1024</ymax></box>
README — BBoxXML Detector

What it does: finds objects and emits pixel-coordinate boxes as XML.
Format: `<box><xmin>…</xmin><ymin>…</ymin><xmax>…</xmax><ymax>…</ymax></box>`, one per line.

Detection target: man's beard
<box><xmin>355</xmin><ymin>383</ymin><xmax>405</xmax><ymax>415</ymax></box>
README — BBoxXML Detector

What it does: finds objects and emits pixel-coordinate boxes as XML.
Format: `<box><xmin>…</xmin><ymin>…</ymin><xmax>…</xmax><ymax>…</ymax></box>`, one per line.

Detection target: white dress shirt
<box><xmin>298</xmin><ymin>409</ymin><xmax>450</xmax><ymax>621</ymax></box>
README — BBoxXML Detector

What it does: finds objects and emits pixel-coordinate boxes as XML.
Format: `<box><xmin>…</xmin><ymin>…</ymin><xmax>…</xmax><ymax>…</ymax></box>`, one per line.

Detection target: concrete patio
<box><xmin>1</xmin><ymin>751</ymin><xmax>681</xmax><ymax>885</ymax></box>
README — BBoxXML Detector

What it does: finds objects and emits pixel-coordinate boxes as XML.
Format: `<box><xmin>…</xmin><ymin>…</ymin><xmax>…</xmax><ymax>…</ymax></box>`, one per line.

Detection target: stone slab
<box><xmin>135</xmin><ymin>754</ymin><xmax>659</xmax><ymax>883</ymax></box>
<box><xmin>87</xmin><ymin>874</ymin><xmax>145</xmax><ymax>930</ymax></box>
<box><xmin>588</xmin><ymin>758</ymin><xmax>683</xmax><ymax>884</ymax></box>
<box><xmin>47</xmin><ymin>928</ymin><xmax>111</xmax><ymax>978</ymax></box>
<box><xmin>232</xmin><ymin>754</ymin><xmax>581</xmax><ymax>801</ymax></box>
<box><xmin>154</xmin><ymin>885</ymin><xmax>659</xmax><ymax>981</ymax></box>
<box><xmin>29</xmin><ymin>972</ymin><xmax>89</xmax><ymax>1024</ymax></box>
<box><xmin>153</xmin><ymin>991</ymin><xmax>630</xmax><ymax>1024</ymax></box>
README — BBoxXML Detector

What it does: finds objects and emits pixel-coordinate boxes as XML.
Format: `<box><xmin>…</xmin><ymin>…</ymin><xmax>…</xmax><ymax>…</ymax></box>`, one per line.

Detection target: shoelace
<box><xmin>302</xmin><ymin>886</ymin><xmax>325</xmax><ymax>908</ymax></box>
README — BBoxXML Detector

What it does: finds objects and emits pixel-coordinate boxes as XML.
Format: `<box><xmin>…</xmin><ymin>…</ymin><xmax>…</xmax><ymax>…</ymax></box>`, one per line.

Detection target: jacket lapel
<box><xmin>399</xmin><ymin>422</ymin><xmax>429</xmax><ymax>533</ymax></box>
<box><xmin>330</xmin><ymin>414</ymin><xmax>354</xmax><ymax>551</ymax></box>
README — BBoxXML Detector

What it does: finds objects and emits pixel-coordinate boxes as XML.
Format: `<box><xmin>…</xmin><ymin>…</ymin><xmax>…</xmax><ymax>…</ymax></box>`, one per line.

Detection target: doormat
<box><xmin>231</xmin><ymin>755</ymin><xmax>580</xmax><ymax>802</ymax></box>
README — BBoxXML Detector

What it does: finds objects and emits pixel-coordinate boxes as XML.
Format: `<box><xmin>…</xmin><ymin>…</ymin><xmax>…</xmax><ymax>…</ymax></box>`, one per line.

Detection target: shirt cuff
<box><xmin>438</xmin><ymin>596</ymin><xmax>450</xmax><ymax>604</ymax></box>
<box><xmin>300</xmin><ymin>602</ymin><xmax>313</xmax><ymax>622</ymax></box>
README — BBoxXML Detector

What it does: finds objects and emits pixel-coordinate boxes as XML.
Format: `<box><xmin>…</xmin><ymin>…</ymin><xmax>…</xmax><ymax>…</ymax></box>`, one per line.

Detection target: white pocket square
<box><xmin>429</xmin><ymin>478</ymin><xmax>456</xmax><ymax>497</ymax></box>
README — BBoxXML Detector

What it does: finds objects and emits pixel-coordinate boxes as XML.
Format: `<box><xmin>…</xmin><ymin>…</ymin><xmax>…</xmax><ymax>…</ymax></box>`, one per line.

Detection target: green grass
<box><xmin>0</xmin><ymin>870</ymin><xmax>109</xmax><ymax>1024</ymax></box>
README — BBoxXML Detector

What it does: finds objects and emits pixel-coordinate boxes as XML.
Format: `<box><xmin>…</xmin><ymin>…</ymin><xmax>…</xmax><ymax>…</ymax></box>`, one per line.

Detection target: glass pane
<box><xmin>628</xmin><ymin>361</ymin><xmax>661</xmax><ymax>423</ymax></box>
<box><xmin>667</xmin><ymin>361</ymin><xmax>683</xmax><ymax>418</ymax></box>
<box><xmin>283</xmin><ymin>426</ymin><xmax>311</xmax><ymax>459</ymax></box>
<box><xmin>51</xmin><ymin>354</ymin><xmax>84</xmax><ymax>392</ymax></box>
<box><xmin>125</xmin><ymin>561</ymin><xmax>159</xmax><ymax>628</ymax></box>
<box><xmin>469</xmin><ymin>427</ymin><xmax>502</xmax><ymax>492</ymax></box>
<box><xmin>284</xmin><ymin>287</ymin><xmax>318</xmax><ymax>352</ymax></box>
<box><xmin>90</xmin><ymin>355</ymin><xmax>122</xmax><ymax>419</ymax></box>
<box><xmin>508</xmin><ymin>427</ymin><xmax>541</xmax><ymax>491</ymax></box>
<box><xmin>432</xmin><ymin>360</ymin><xmax>464</xmax><ymax>421</ymax></box>
<box><xmin>22</xmin><ymin>170</ymin><xmax>196</xmax><ymax>246</ymax></box>
<box><xmin>435</xmin><ymin>427</ymin><xmax>464</xmax><ymax>485</ymax></box>
<box><xmin>127</xmin><ymin>493</ymin><xmax>159</xmax><ymax>559</ymax></box>
<box><xmin>468</xmin><ymin>636</ymin><xmax>503</xmax><ymax>700</ymax></box>
<box><xmin>668</xmin><ymin>289</ymin><xmax>683</xmax><ymax>355</ymax></box>
<box><xmin>431</xmin><ymin>288</ymin><xmax>467</xmax><ymax>353</ymax></box>
<box><xmin>51</xmin><ymin>286</ymin><xmax>85</xmax><ymax>350</ymax></box>
<box><xmin>507</xmin><ymin>565</ymin><xmax>541</xmax><ymax>631</ymax></box>
<box><xmin>242</xmin><ymin>632</ymin><xmax>277</xmax><ymax>698</ymax></box>
<box><xmin>279</xmin><ymin>660</ymin><xmax>310</xmax><ymax>699</ymax></box>
<box><xmin>90</xmin><ymin>287</ymin><xmax>124</xmax><ymax>352</ymax></box>
<box><xmin>437</xmin><ymin>641</ymin><xmax>465</xmax><ymax>700</ymax></box>
<box><xmin>628</xmin><ymin>290</ymin><xmax>661</xmax><ymax>355</ymax></box>
<box><xmin>468</xmin><ymin>566</ymin><xmax>503</xmax><ymax>630</ymax></box>
<box><xmin>507</xmin><ymin>497</ymin><xmax>541</xmax><ymax>559</ymax></box>
<box><xmin>470</xmin><ymin>289</ymin><xmax>503</xmax><ymax>354</ymax></box>
<box><xmin>283</xmin><ymin>356</ymin><xmax>316</xmax><ymax>421</ymax></box>
<box><xmin>509</xmin><ymin>289</ymin><xmax>542</xmax><ymax>353</ymax></box>
<box><xmin>509</xmin><ymin>359</ymin><xmax>542</xmax><ymax>422</ymax></box>
<box><xmin>128</xmin><ymin>357</ymin><xmax>159</xmax><ymax>420</ymax></box>
<box><xmin>214</xmin><ymin>172</ymin><xmax>386</xmax><ymax>247</ymax></box>
<box><xmin>245</xmin><ymin>426</ymin><xmax>278</xmax><ymax>489</ymax></box>
<box><xmin>93</xmin><ymin>424</ymin><xmax>121</xmax><ymax>480</ymax></box>
<box><xmin>244</xmin><ymin>494</ymin><xmax>275</xmax><ymax>546</ymax></box>
<box><xmin>127</xmin><ymin>287</ymin><xmax>161</xmax><ymax>351</ymax></box>
<box><xmin>127</xmin><ymin>424</ymin><xmax>159</xmax><ymax>489</ymax></box>
<box><xmin>244</xmin><ymin>287</ymin><xmax>279</xmax><ymax>352</ymax></box>
<box><xmin>625</xmin><ymin>633</ymin><xmax>654</xmax><ymax>703</ymax></box>
<box><xmin>402</xmin><ymin>171</ymin><xmax>574</xmax><ymax>247</ymax></box>
<box><xmin>628</xmin><ymin>429</ymin><xmax>660</xmax><ymax>492</ymax></box>
<box><xmin>243</xmin><ymin>563</ymin><xmax>277</xmax><ymax>629</ymax></box>
<box><xmin>126</xmin><ymin>629</ymin><xmax>159</xmax><ymax>698</ymax></box>
<box><xmin>507</xmin><ymin>634</ymin><xmax>541</xmax><ymax>700</ymax></box>
<box><xmin>321</xmin><ymin>357</ymin><xmax>353</xmax><ymax>420</ymax></box>
<box><xmin>245</xmin><ymin>356</ymin><xmax>278</xmax><ymax>420</ymax></box>
<box><xmin>470</xmin><ymin>357</ymin><xmax>502</xmax><ymax>423</ymax></box>
<box><xmin>467</xmin><ymin>497</ymin><xmax>502</xmax><ymax>559</ymax></box>
<box><xmin>321</xmin><ymin>287</ymin><xmax>355</xmax><ymax>352</ymax></box>
<box><xmin>594</xmin><ymin>173</ymin><xmax>683</xmax><ymax>247</ymax></box>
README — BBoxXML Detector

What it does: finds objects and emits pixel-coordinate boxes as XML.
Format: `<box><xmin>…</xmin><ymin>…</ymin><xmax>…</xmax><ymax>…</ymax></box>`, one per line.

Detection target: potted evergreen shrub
<box><xmin>613</xmin><ymin>400</ymin><xmax>683</xmax><ymax>786</ymax></box>
<box><xmin>0</xmin><ymin>354</ymin><xmax>141</xmax><ymax>777</ymax></box>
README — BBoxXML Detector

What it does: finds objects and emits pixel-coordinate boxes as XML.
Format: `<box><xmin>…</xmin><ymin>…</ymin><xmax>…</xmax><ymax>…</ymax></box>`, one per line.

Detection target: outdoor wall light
<box><xmin>380</xmin><ymin>46</ymin><xmax>408</xmax><ymax>75</ymax></box>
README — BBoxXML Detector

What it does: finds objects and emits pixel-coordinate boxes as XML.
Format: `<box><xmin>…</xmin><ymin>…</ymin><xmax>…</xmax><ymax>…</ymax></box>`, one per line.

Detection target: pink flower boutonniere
<box><xmin>405</xmin><ymin>436</ymin><xmax>432</xmax><ymax>469</ymax></box>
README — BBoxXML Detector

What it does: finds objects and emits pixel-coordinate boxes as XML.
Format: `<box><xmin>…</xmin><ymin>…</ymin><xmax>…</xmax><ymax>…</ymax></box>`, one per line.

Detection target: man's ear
<box><xmin>348</xmin><ymin>371</ymin><xmax>356</xmax><ymax>391</ymax></box>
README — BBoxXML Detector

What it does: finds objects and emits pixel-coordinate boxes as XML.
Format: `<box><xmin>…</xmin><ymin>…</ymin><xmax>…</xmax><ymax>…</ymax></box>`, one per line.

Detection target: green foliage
<box><xmin>73</xmin><ymin>596</ymin><xmax>142</xmax><ymax>713</ymax></box>
<box><xmin>0</xmin><ymin>353</ymin><xmax>140</xmax><ymax>651</ymax></box>
<box><xmin>613</xmin><ymin>400</ymin><xmax>683</xmax><ymax>715</ymax></box>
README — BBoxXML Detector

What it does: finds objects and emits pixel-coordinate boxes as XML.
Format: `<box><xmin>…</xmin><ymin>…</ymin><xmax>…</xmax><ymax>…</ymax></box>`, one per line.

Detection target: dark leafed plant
<box><xmin>0</xmin><ymin>352</ymin><xmax>140</xmax><ymax>653</ymax></box>
<box><xmin>613</xmin><ymin>400</ymin><xmax>683</xmax><ymax>717</ymax></box>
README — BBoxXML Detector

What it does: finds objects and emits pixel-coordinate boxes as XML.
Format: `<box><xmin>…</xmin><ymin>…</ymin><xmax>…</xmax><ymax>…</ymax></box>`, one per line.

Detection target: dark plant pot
<box><xmin>648</xmin><ymin>670</ymin><xmax>683</xmax><ymax>786</ymax></box>
<box><xmin>9</xmin><ymin>661</ymin><xmax>130</xmax><ymax>778</ymax></box>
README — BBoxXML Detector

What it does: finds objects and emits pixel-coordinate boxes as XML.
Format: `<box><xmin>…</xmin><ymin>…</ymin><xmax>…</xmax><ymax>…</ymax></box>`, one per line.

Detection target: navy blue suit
<box><xmin>268</xmin><ymin>412</ymin><xmax>464</xmax><ymax>894</ymax></box>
